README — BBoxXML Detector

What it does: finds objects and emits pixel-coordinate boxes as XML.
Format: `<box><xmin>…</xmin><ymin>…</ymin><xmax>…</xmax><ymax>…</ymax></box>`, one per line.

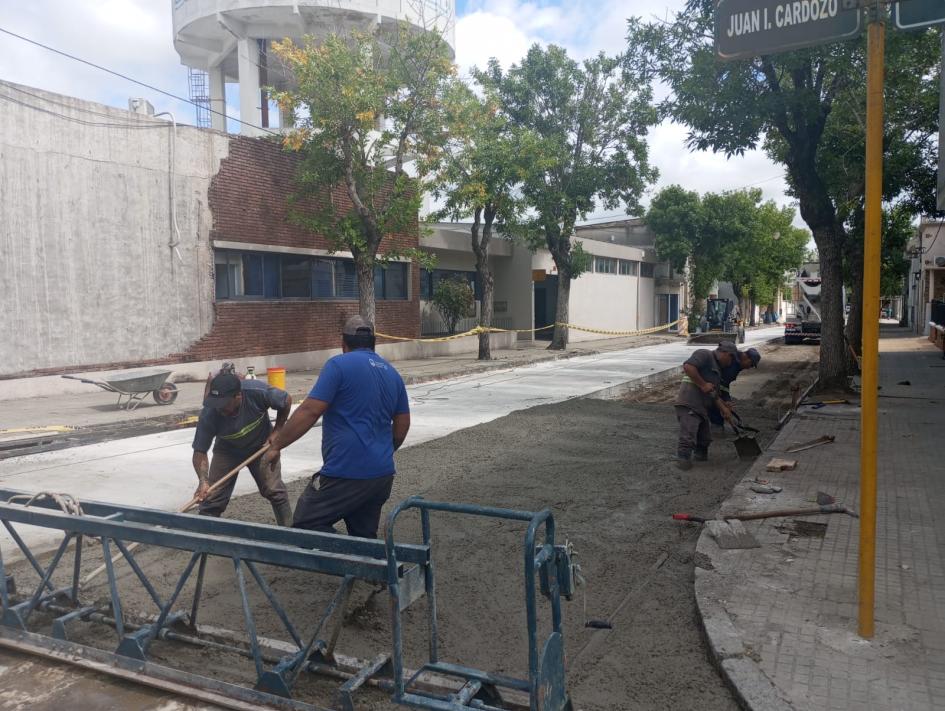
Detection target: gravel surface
<box><xmin>16</xmin><ymin>341</ymin><xmax>819</xmax><ymax>710</ymax></box>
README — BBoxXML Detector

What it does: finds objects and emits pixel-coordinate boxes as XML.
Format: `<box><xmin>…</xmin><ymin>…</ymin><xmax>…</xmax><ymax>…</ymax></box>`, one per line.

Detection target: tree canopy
<box><xmin>422</xmin><ymin>78</ymin><xmax>529</xmax><ymax>358</ymax></box>
<box><xmin>272</xmin><ymin>25</ymin><xmax>455</xmax><ymax>324</ymax></box>
<box><xmin>628</xmin><ymin>2</ymin><xmax>939</xmax><ymax>387</ymax></box>
<box><xmin>476</xmin><ymin>43</ymin><xmax>658</xmax><ymax>349</ymax></box>
<box><xmin>647</xmin><ymin>186</ymin><xmax>808</xmax><ymax>328</ymax></box>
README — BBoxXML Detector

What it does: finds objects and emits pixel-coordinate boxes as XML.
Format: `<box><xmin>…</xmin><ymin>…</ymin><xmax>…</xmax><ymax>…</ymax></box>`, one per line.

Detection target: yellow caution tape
<box><xmin>0</xmin><ymin>425</ymin><xmax>76</xmax><ymax>435</ymax></box>
<box><xmin>375</xmin><ymin>319</ymin><xmax>681</xmax><ymax>343</ymax></box>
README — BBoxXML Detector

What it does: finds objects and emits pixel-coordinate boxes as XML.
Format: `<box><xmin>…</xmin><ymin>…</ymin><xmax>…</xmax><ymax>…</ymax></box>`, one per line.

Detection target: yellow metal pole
<box><xmin>858</xmin><ymin>4</ymin><xmax>884</xmax><ymax>640</ymax></box>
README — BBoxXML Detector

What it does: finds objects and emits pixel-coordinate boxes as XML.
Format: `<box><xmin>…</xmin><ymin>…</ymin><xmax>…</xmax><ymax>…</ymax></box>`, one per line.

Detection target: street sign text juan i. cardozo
<box><xmin>716</xmin><ymin>0</ymin><xmax>861</xmax><ymax>59</ymax></box>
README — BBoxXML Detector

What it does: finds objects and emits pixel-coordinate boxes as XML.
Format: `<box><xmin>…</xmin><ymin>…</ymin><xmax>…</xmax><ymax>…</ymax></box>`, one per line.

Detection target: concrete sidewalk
<box><xmin>0</xmin><ymin>327</ymin><xmax>783</xmax><ymax>561</ymax></box>
<box><xmin>696</xmin><ymin>325</ymin><xmax>945</xmax><ymax>711</ymax></box>
<box><xmin>0</xmin><ymin>332</ymin><xmax>680</xmax><ymax>436</ymax></box>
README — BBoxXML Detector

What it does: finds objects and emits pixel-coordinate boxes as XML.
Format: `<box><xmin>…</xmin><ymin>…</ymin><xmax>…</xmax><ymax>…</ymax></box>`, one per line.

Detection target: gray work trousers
<box><xmin>675</xmin><ymin>405</ymin><xmax>711</xmax><ymax>458</ymax></box>
<box><xmin>199</xmin><ymin>448</ymin><xmax>289</xmax><ymax>517</ymax></box>
<box><xmin>293</xmin><ymin>473</ymin><xmax>394</xmax><ymax>539</ymax></box>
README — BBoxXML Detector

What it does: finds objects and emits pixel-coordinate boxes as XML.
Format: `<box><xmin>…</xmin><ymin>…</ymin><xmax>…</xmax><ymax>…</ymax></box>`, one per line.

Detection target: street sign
<box><xmin>895</xmin><ymin>0</ymin><xmax>945</xmax><ymax>30</ymax></box>
<box><xmin>716</xmin><ymin>0</ymin><xmax>862</xmax><ymax>59</ymax></box>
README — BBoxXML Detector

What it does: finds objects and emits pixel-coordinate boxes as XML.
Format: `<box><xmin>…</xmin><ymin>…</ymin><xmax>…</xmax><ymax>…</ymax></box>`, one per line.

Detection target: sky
<box><xmin>0</xmin><ymin>0</ymin><xmax>800</xmax><ymax>228</ymax></box>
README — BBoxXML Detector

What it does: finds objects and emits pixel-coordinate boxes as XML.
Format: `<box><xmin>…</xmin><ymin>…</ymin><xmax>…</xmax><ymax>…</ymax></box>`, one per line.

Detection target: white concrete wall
<box><xmin>0</xmin><ymin>82</ymin><xmax>227</xmax><ymax>376</ymax></box>
<box><xmin>556</xmin><ymin>239</ymin><xmax>654</xmax><ymax>342</ymax></box>
<box><xmin>424</xmin><ymin>228</ymin><xmax>673</xmax><ymax>342</ymax></box>
<box><xmin>638</xmin><ymin>276</ymin><xmax>656</xmax><ymax>328</ymax></box>
<box><xmin>567</xmin><ymin>273</ymin><xmax>639</xmax><ymax>341</ymax></box>
<box><xmin>492</xmin><ymin>242</ymin><xmax>534</xmax><ymax>335</ymax></box>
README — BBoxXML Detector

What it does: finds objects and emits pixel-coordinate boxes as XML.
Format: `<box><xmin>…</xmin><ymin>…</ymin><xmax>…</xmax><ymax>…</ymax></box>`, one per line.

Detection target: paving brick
<box><xmin>696</xmin><ymin>328</ymin><xmax>945</xmax><ymax>711</ymax></box>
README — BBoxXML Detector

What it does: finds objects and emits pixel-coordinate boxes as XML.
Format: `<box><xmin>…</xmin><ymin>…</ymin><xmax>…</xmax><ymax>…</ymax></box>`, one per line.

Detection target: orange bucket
<box><xmin>266</xmin><ymin>366</ymin><xmax>286</xmax><ymax>390</ymax></box>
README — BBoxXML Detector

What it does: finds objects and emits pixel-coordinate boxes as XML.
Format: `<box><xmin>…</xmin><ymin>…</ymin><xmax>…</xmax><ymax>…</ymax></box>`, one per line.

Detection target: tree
<box><xmin>647</xmin><ymin>186</ymin><xmax>808</xmax><ymax>329</ymax></box>
<box><xmin>629</xmin><ymin>3</ymin><xmax>938</xmax><ymax>388</ymax></box>
<box><xmin>423</xmin><ymin>79</ymin><xmax>528</xmax><ymax>359</ymax></box>
<box><xmin>432</xmin><ymin>276</ymin><xmax>474</xmax><ymax>335</ymax></box>
<box><xmin>719</xmin><ymin>195</ymin><xmax>809</xmax><ymax>322</ymax></box>
<box><xmin>879</xmin><ymin>206</ymin><xmax>913</xmax><ymax>299</ymax></box>
<box><xmin>477</xmin><ymin>44</ymin><xmax>658</xmax><ymax>349</ymax></box>
<box><xmin>646</xmin><ymin>185</ymin><xmax>721</xmax><ymax>331</ymax></box>
<box><xmin>272</xmin><ymin>23</ymin><xmax>454</xmax><ymax>324</ymax></box>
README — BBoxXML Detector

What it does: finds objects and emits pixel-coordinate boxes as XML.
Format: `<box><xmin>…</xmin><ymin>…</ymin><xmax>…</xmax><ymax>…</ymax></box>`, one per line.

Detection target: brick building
<box><xmin>0</xmin><ymin>81</ymin><xmax>419</xmax><ymax>382</ymax></box>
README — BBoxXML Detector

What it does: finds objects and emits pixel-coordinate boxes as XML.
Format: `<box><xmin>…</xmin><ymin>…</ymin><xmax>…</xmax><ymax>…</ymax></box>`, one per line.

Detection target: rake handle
<box><xmin>81</xmin><ymin>445</ymin><xmax>270</xmax><ymax>587</ymax></box>
<box><xmin>672</xmin><ymin>504</ymin><xmax>858</xmax><ymax>525</ymax></box>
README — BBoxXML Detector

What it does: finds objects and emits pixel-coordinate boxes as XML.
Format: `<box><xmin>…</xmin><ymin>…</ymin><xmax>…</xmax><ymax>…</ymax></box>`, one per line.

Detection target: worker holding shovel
<box><xmin>192</xmin><ymin>372</ymin><xmax>294</xmax><ymax>526</ymax></box>
<box><xmin>674</xmin><ymin>341</ymin><xmax>737</xmax><ymax>470</ymax></box>
<box><xmin>708</xmin><ymin>347</ymin><xmax>761</xmax><ymax>429</ymax></box>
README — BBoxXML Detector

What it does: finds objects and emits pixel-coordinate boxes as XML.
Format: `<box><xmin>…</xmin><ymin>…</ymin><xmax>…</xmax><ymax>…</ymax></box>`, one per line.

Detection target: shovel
<box><xmin>725</xmin><ymin>410</ymin><xmax>762</xmax><ymax>459</ymax></box>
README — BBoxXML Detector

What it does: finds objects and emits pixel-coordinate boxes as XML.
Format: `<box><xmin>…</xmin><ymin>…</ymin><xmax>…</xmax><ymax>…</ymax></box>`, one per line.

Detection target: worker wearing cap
<box><xmin>708</xmin><ymin>347</ymin><xmax>761</xmax><ymax>428</ymax></box>
<box><xmin>192</xmin><ymin>373</ymin><xmax>294</xmax><ymax>526</ymax></box>
<box><xmin>674</xmin><ymin>341</ymin><xmax>738</xmax><ymax>470</ymax></box>
<box><xmin>262</xmin><ymin>315</ymin><xmax>410</xmax><ymax>539</ymax></box>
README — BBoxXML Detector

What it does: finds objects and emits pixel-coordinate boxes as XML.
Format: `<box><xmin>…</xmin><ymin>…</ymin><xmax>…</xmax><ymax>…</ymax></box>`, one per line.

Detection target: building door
<box><xmin>534</xmin><ymin>276</ymin><xmax>557</xmax><ymax>340</ymax></box>
<box><xmin>657</xmin><ymin>294</ymin><xmax>680</xmax><ymax>332</ymax></box>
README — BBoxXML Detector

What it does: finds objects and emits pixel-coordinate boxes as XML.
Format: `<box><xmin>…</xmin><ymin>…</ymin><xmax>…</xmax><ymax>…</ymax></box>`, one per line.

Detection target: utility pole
<box><xmin>857</xmin><ymin>0</ymin><xmax>885</xmax><ymax>640</ymax></box>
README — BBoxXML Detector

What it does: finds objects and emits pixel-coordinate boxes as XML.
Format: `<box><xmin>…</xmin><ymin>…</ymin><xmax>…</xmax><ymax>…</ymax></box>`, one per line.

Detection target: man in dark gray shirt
<box><xmin>192</xmin><ymin>373</ymin><xmax>293</xmax><ymax>526</ymax></box>
<box><xmin>674</xmin><ymin>341</ymin><xmax>737</xmax><ymax>470</ymax></box>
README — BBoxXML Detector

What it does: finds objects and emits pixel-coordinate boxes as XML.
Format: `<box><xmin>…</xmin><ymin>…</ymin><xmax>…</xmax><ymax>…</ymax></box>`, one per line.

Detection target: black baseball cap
<box><xmin>716</xmin><ymin>340</ymin><xmax>738</xmax><ymax>354</ymax></box>
<box><xmin>745</xmin><ymin>348</ymin><xmax>761</xmax><ymax>367</ymax></box>
<box><xmin>204</xmin><ymin>372</ymin><xmax>241</xmax><ymax>409</ymax></box>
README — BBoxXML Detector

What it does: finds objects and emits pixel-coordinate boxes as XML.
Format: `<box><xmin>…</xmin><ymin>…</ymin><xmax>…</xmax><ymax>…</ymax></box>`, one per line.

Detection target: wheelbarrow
<box><xmin>62</xmin><ymin>370</ymin><xmax>178</xmax><ymax>411</ymax></box>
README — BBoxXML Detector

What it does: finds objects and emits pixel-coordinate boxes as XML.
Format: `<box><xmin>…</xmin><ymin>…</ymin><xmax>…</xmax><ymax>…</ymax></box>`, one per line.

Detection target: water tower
<box><xmin>172</xmin><ymin>0</ymin><xmax>456</xmax><ymax>135</ymax></box>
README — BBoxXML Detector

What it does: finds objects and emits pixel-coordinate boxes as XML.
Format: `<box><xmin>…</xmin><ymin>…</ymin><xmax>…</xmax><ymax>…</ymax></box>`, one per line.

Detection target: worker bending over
<box><xmin>263</xmin><ymin>315</ymin><xmax>410</xmax><ymax>539</ymax></box>
<box><xmin>708</xmin><ymin>347</ymin><xmax>761</xmax><ymax>428</ymax></box>
<box><xmin>192</xmin><ymin>373</ymin><xmax>294</xmax><ymax>526</ymax></box>
<box><xmin>674</xmin><ymin>341</ymin><xmax>737</xmax><ymax>470</ymax></box>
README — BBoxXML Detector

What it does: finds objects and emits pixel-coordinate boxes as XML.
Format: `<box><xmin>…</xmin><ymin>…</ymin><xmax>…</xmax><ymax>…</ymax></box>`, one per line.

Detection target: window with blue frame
<box><xmin>213</xmin><ymin>249</ymin><xmax>408</xmax><ymax>301</ymax></box>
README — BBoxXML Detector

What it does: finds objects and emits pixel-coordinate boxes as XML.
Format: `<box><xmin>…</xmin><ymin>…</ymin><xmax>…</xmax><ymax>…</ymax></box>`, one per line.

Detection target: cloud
<box><xmin>0</xmin><ymin>0</ymin><xmax>805</xmax><ymax>229</ymax></box>
<box><xmin>0</xmin><ymin>1</ymin><xmax>194</xmax><ymax>120</ymax></box>
<box><xmin>455</xmin><ymin>1</ymin><xmax>805</xmax><ymax>228</ymax></box>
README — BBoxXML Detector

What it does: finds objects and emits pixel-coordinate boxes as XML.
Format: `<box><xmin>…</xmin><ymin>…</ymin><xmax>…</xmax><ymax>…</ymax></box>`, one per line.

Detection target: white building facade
<box><xmin>422</xmin><ymin>219</ymin><xmax>687</xmax><ymax>342</ymax></box>
<box><xmin>907</xmin><ymin>218</ymin><xmax>945</xmax><ymax>335</ymax></box>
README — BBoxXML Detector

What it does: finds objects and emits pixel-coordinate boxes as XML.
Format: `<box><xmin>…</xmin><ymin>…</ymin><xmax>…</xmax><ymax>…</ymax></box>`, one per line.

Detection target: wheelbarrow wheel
<box><xmin>153</xmin><ymin>382</ymin><xmax>179</xmax><ymax>405</ymax></box>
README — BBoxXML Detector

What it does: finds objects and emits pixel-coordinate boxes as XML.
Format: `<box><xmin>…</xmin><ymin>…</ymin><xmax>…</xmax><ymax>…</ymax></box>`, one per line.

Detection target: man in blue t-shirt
<box><xmin>262</xmin><ymin>315</ymin><xmax>410</xmax><ymax>538</ymax></box>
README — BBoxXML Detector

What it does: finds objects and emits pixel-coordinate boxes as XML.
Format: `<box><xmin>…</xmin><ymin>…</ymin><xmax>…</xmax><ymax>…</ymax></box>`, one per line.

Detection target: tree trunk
<box><xmin>899</xmin><ymin>274</ymin><xmax>910</xmax><ymax>327</ymax></box>
<box><xmin>814</xmin><ymin>234</ymin><xmax>848</xmax><ymax>389</ymax></box>
<box><xmin>550</xmin><ymin>272</ymin><xmax>571</xmax><ymax>350</ymax></box>
<box><xmin>845</xmin><ymin>235</ymin><xmax>864</xmax><ymax>359</ymax></box>
<box><xmin>355</xmin><ymin>253</ymin><xmax>376</xmax><ymax>326</ymax></box>
<box><xmin>473</xmin><ymin>207</ymin><xmax>495</xmax><ymax>361</ymax></box>
<box><xmin>477</xmin><ymin>260</ymin><xmax>494</xmax><ymax>360</ymax></box>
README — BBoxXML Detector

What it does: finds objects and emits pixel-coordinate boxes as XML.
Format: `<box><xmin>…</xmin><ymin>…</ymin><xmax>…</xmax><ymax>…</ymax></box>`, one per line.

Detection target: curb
<box><xmin>583</xmin><ymin>365</ymin><xmax>682</xmax><ymax>400</ymax></box>
<box><xmin>691</xmin><ymin>402</ymin><xmax>808</xmax><ymax>711</ymax></box>
<box><xmin>694</xmin><ymin>564</ymin><xmax>801</xmax><ymax>711</ymax></box>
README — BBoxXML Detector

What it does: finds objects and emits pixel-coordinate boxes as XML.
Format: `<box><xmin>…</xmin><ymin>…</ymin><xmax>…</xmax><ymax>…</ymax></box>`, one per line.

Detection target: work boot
<box><xmin>675</xmin><ymin>452</ymin><xmax>693</xmax><ymax>471</ymax></box>
<box><xmin>271</xmin><ymin>500</ymin><xmax>294</xmax><ymax>527</ymax></box>
<box><xmin>693</xmin><ymin>447</ymin><xmax>708</xmax><ymax>462</ymax></box>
